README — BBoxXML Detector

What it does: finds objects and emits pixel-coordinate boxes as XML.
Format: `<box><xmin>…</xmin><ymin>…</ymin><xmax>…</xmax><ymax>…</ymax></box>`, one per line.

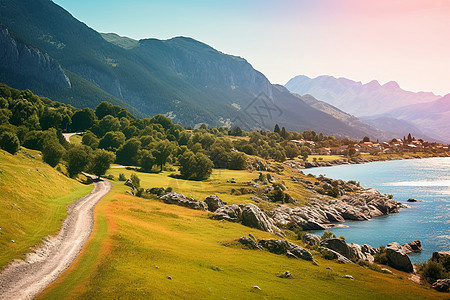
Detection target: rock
<box><xmin>381</xmin><ymin>268</ymin><xmax>392</xmax><ymax>274</ymax></box>
<box><xmin>257</xmin><ymin>239</ymin><xmax>314</xmax><ymax>261</ymax></box>
<box><xmin>11</xmin><ymin>240</ymin><xmax>15</xmax><ymax>243</ymax></box>
<box><xmin>430</xmin><ymin>251</ymin><xmax>450</xmax><ymax>266</ymax></box>
<box><xmin>326</xmin><ymin>267</ymin><xmax>334</xmax><ymax>271</ymax></box>
<box><xmin>239</xmin><ymin>236</ymin><xmax>260</xmax><ymax>250</ymax></box>
<box><xmin>107</xmin><ymin>174</ymin><xmax>115</xmax><ymax>179</ymax></box>
<box><xmin>302</xmin><ymin>233</ymin><xmax>321</xmax><ymax>246</ymax></box>
<box><xmin>241</xmin><ymin>203</ymin><xmax>277</xmax><ymax>233</ymax></box>
<box><xmin>321</xmin><ymin>239</ymin><xmax>351</xmax><ymax>259</ymax></box>
<box><xmin>279</xmin><ymin>271</ymin><xmax>291</xmax><ymax>278</ymax></box>
<box><xmin>204</xmin><ymin>195</ymin><xmax>226</xmax><ymax>212</ymax></box>
<box><xmin>160</xmin><ymin>192</ymin><xmax>208</xmax><ymax>211</ymax></box>
<box><xmin>432</xmin><ymin>279</ymin><xmax>450</xmax><ymax>292</ymax></box>
<box><xmin>252</xmin><ymin>285</ymin><xmax>261</xmax><ymax>291</ymax></box>
<box><xmin>320</xmin><ymin>247</ymin><xmax>353</xmax><ymax>264</ymax></box>
<box><xmin>249</xmin><ymin>233</ymin><xmax>257</xmax><ymax>242</ymax></box>
<box><xmin>167</xmin><ymin>276</ymin><xmax>172</xmax><ymax>280</ymax></box>
<box><xmin>401</xmin><ymin>240</ymin><xmax>422</xmax><ymax>253</ymax></box>
<box><xmin>342</xmin><ymin>275</ymin><xmax>354</xmax><ymax>280</ymax></box>
<box><xmin>407</xmin><ymin>198</ymin><xmax>417</xmax><ymax>202</ymax></box>
<box><xmin>124</xmin><ymin>179</ymin><xmax>135</xmax><ymax>189</ymax></box>
<box><xmin>213</xmin><ymin>204</ymin><xmax>242</xmax><ymax>222</ymax></box>
<box><xmin>126</xmin><ymin>190</ymin><xmax>134</xmax><ymax>196</ymax></box>
<box><xmin>385</xmin><ymin>242</ymin><xmax>414</xmax><ymax>273</ymax></box>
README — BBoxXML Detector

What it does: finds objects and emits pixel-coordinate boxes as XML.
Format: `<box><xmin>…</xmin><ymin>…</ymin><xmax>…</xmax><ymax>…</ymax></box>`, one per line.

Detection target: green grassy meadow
<box><xmin>0</xmin><ymin>149</ymin><xmax>93</xmax><ymax>269</ymax></box>
<box><xmin>40</xmin><ymin>167</ymin><xmax>442</xmax><ymax>299</ymax></box>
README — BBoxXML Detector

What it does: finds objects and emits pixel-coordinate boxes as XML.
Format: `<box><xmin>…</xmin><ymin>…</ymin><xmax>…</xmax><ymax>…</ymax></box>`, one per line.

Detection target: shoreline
<box><xmin>286</xmin><ymin>153</ymin><xmax>450</xmax><ymax>170</ymax></box>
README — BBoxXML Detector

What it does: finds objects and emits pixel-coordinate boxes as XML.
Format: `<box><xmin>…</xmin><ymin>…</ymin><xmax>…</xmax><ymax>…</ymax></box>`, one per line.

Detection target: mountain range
<box><xmin>1</xmin><ymin>0</ymin><xmax>445</xmax><ymax>142</ymax></box>
<box><xmin>286</xmin><ymin>75</ymin><xmax>449</xmax><ymax>143</ymax></box>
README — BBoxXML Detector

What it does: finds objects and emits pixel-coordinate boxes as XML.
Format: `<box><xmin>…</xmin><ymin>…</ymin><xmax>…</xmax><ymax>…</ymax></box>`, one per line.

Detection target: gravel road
<box><xmin>0</xmin><ymin>177</ymin><xmax>112</xmax><ymax>300</ymax></box>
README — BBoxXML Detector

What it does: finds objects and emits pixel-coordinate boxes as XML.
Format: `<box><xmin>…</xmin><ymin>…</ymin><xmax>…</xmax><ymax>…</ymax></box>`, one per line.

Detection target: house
<box><xmin>318</xmin><ymin>147</ymin><xmax>331</xmax><ymax>155</ymax></box>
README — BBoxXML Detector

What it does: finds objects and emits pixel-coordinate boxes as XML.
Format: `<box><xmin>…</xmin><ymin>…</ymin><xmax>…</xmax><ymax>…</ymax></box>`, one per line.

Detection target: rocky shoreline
<box><xmin>285</xmin><ymin>153</ymin><xmax>449</xmax><ymax>170</ymax></box>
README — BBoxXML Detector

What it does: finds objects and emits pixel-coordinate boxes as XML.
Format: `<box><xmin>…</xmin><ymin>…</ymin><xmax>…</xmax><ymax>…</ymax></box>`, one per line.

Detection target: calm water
<box><xmin>305</xmin><ymin>157</ymin><xmax>450</xmax><ymax>263</ymax></box>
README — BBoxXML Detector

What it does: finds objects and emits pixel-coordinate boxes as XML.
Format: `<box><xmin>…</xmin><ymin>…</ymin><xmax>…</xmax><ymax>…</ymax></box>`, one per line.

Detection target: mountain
<box><xmin>383</xmin><ymin>94</ymin><xmax>450</xmax><ymax>143</ymax></box>
<box><xmin>0</xmin><ymin>0</ymin><xmax>398</xmax><ymax>140</ymax></box>
<box><xmin>285</xmin><ymin>75</ymin><xmax>440</xmax><ymax>117</ymax></box>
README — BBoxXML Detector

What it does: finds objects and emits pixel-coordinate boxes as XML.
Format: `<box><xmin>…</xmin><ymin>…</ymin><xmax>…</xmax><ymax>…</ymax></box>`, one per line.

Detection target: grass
<box><xmin>40</xmin><ymin>166</ymin><xmax>443</xmax><ymax>299</ymax></box>
<box><xmin>0</xmin><ymin>148</ymin><xmax>93</xmax><ymax>269</ymax></box>
<box><xmin>306</xmin><ymin>155</ymin><xmax>343</xmax><ymax>162</ymax></box>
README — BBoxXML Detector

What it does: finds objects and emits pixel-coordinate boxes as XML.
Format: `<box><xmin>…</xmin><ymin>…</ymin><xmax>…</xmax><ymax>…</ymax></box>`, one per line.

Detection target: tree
<box><xmin>407</xmin><ymin>133</ymin><xmax>413</xmax><ymax>143</ymax></box>
<box><xmin>284</xmin><ymin>143</ymin><xmax>300</xmax><ymax>159</ymax></box>
<box><xmin>230</xmin><ymin>126</ymin><xmax>243</xmax><ymax>136</ymax></box>
<box><xmin>280</xmin><ymin>127</ymin><xmax>288</xmax><ymax>139</ymax></box>
<box><xmin>98</xmin><ymin>131</ymin><xmax>125</xmax><ymax>151</ymax></box>
<box><xmin>90</xmin><ymin>149</ymin><xmax>116</xmax><ymax>178</ymax></box>
<box><xmin>71</xmin><ymin>108</ymin><xmax>96</xmax><ymax>132</ymax></box>
<box><xmin>66</xmin><ymin>145</ymin><xmax>91</xmax><ymax>178</ymax></box>
<box><xmin>130</xmin><ymin>173</ymin><xmax>141</xmax><ymax>188</ymax></box>
<box><xmin>179</xmin><ymin>151</ymin><xmax>213</xmax><ymax>180</ymax></box>
<box><xmin>82</xmin><ymin>131</ymin><xmax>99</xmax><ymax>149</ymax></box>
<box><xmin>0</xmin><ymin>131</ymin><xmax>20</xmax><ymax>154</ymax></box>
<box><xmin>139</xmin><ymin>149</ymin><xmax>155</xmax><ymax>172</ymax></box>
<box><xmin>274</xmin><ymin>124</ymin><xmax>281</xmax><ymax>134</ymax></box>
<box><xmin>116</xmin><ymin>138</ymin><xmax>141</xmax><ymax>165</ymax></box>
<box><xmin>228</xmin><ymin>151</ymin><xmax>247</xmax><ymax>170</ymax></box>
<box><xmin>152</xmin><ymin>140</ymin><xmax>176</xmax><ymax>171</ymax></box>
<box><xmin>42</xmin><ymin>141</ymin><xmax>65</xmax><ymax>167</ymax></box>
<box><xmin>97</xmin><ymin>115</ymin><xmax>121</xmax><ymax>137</ymax></box>
<box><xmin>362</xmin><ymin>136</ymin><xmax>370</xmax><ymax>143</ymax></box>
<box><xmin>299</xmin><ymin>146</ymin><xmax>311</xmax><ymax>160</ymax></box>
<box><xmin>95</xmin><ymin>101</ymin><xmax>116</xmax><ymax>120</ymax></box>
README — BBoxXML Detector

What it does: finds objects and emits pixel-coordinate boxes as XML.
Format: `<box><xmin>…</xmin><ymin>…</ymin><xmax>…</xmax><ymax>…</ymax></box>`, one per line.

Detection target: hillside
<box><xmin>0</xmin><ymin>148</ymin><xmax>92</xmax><ymax>269</ymax></box>
<box><xmin>0</xmin><ymin>0</ymin><xmax>397</xmax><ymax>139</ymax></box>
<box><xmin>285</xmin><ymin>75</ymin><xmax>440</xmax><ymax>117</ymax></box>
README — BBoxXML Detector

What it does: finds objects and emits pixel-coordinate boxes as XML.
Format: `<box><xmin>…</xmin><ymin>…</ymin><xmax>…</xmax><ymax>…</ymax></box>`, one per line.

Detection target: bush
<box><xmin>166</xmin><ymin>187</ymin><xmax>173</xmax><ymax>193</ymax></box>
<box><xmin>118</xmin><ymin>173</ymin><xmax>126</xmax><ymax>181</ymax></box>
<box><xmin>374</xmin><ymin>252</ymin><xmax>388</xmax><ymax>265</ymax></box>
<box><xmin>130</xmin><ymin>173</ymin><xmax>140</xmax><ymax>188</ymax></box>
<box><xmin>136</xmin><ymin>188</ymin><xmax>144</xmax><ymax>197</ymax></box>
<box><xmin>321</xmin><ymin>231</ymin><xmax>336</xmax><ymax>240</ymax></box>
<box><xmin>65</xmin><ymin>145</ymin><xmax>91</xmax><ymax>178</ymax></box>
<box><xmin>421</xmin><ymin>261</ymin><xmax>445</xmax><ymax>283</ymax></box>
<box><xmin>327</xmin><ymin>187</ymin><xmax>340</xmax><ymax>198</ymax></box>
<box><xmin>0</xmin><ymin>131</ymin><xmax>20</xmax><ymax>154</ymax></box>
<box><xmin>321</xmin><ymin>248</ymin><xmax>336</xmax><ymax>260</ymax></box>
<box><xmin>149</xmin><ymin>187</ymin><xmax>166</xmax><ymax>196</ymax></box>
<box><xmin>42</xmin><ymin>141</ymin><xmax>65</xmax><ymax>167</ymax></box>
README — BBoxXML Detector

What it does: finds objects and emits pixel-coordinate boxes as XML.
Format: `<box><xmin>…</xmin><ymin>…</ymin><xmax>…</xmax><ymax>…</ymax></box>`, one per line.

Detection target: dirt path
<box><xmin>0</xmin><ymin>177</ymin><xmax>112</xmax><ymax>300</ymax></box>
<box><xmin>62</xmin><ymin>133</ymin><xmax>78</xmax><ymax>143</ymax></box>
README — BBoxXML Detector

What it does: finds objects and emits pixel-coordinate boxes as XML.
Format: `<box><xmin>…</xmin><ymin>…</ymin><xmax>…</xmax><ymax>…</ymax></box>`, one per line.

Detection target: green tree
<box><xmin>116</xmin><ymin>138</ymin><xmax>141</xmax><ymax>165</ymax></box>
<box><xmin>230</xmin><ymin>126</ymin><xmax>243</xmax><ymax>136</ymax></box>
<box><xmin>95</xmin><ymin>101</ymin><xmax>116</xmax><ymax>119</ymax></box>
<box><xmin>71</xmin><ymin>108</ymin><xmax>96</xmax><ymax>132</ymax></box>
<box><xmin>97</xmin><ymin>115</ymin><xmax>121</xmax><ymax>136</ymax></box>
<box><xmin>65</xmin><ymin>145</ymin><xmax>91</xmax><ymax>178</ymax></box>
<box><xmin>299</xmin><ymin>145</ymin><xmax>311</xmax><ymax>160</ymax></box>
<box><xmin>82</xmin><ymin>131</ymin><xmax>99</xmax><ymax>149</ymax></box>
<box><xmin>228</xmin><ymin>151</ymin><xmax>247</xmax><ymax>170</ymax></box>
<box><xmin>284</xmin><ymin>143</ymin><xmax>300</xmax><ymax>159</ymax></box>
<box><xmin>152</xmin><ymin>140</ymin><xmax>176</xmax><ymax>171</ymax></box>
<box><xmin>42</xmin><ymin>141</ymin><xmax>65</xmax><ymax>167</ymax></box>
<box><xmin>90</xmin><ymin>149</ymin><xmax>116</xmax><ymax>178</ymax></box>
<box><xmin>280</xmin><ymin>127</ymin><xmax>289</xmax><ymax>139</ymax></box>
<box><xmin>98</xmin><ymin>131</ymin><xmax>125</xmax><ymax>151</ymax></box>
<box><xmin>179</xmin><ymin>151</ymin><xmax>213</xmax><ymax>180</ymax></box>
<box><xmin>407</xmin><ymin>133</ymin><xmax>413</xmax><ymax>143</ymax></box>
<box><xmin>139</xmin><ymin>149</ymin><xmax>155</xmax><ymax>172</ymax></box>
<box><xmin>0</xmin><ymin>131</ymin><xmax>20</xmax><ymax>154</ymax></box>
<box><xmin>130</xmin><ymin>173</ymin><xmax>141</xmax><ymax>188</ymax></box>
<box><xmin>362</xmin><ymin>136</ymin><xmax>370</xmax><ymax>143</ymax></box>
<box><xmin>274</xmin><ymin>124</ymin><xmax>281</xmax><ymax>134</ymax></box>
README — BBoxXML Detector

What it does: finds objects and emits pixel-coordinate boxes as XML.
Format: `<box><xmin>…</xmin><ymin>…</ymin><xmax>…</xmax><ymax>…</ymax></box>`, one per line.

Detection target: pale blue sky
<box><xmin>53</xmin><ymin>0</ymin><xmax>450</xmax><ymax>95</ymax></box>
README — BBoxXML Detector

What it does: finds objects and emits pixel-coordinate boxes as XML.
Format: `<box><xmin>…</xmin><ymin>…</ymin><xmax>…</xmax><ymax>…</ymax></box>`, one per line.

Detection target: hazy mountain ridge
<box><xmin>285</xmin><ymin>75</ymin><xmax>440</xmax><ymax>117</ymax></box>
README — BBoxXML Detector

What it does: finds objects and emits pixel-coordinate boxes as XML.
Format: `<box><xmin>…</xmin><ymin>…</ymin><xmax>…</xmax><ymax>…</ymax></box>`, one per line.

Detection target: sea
<box><xmin>305</xmin><ymin>157</ymin><xmax>450</xmax><ymax>263</ymax></box>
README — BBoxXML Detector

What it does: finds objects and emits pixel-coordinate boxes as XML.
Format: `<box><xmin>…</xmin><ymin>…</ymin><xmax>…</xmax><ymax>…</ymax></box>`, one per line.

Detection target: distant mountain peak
<box><xmin>383</xmin><ymin>81</ymin><xmax>400</xmax><ymax>89</ymax></box>
<box><xmin>365</xmin><ymin>80</ymin><xmax>380</xmax><ymax>89</ymax></box>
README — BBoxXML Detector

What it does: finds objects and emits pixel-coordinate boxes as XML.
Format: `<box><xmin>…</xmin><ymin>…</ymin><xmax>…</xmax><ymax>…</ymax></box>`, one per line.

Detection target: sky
<box><xmin>52</xmin><ymin>0</ymin><xmax>450</xmax><ymax>95</ymax></box>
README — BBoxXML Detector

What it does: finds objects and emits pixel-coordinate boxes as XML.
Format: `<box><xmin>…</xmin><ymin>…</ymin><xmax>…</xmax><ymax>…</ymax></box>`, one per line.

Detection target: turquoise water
<box><xmin>305</xmin><ymin>157</ymin><xmax>450</xmax><ymax>263</ymax></box>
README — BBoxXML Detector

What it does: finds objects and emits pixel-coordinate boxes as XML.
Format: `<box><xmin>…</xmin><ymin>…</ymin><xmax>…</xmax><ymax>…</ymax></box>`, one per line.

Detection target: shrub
<box><xmin>421</xmin><ymin>261</ymin><xmax>445</xmax><ymax>283</ymax></box>
<box><xmin>0</xmin><ymin>131</ymin><xmax>20</xmax><ymax>154</ymax></box>
<box><xmin>321</xmin><ymin>248</ymin><xmax>336</xmax><ymax>260</ymax></box>
<box><xmin>327</xmin><ymin>187</ymin><xmax>340</xmax><ymax>198</ymax></box>
<box><xmin>149</xmin><ymin>187</ymin><xmax>166</xmax><ymax>197</ymax></box>
<box><xmin>339</xmin><ymin>236</ymin><xmax>346</xmax><ymax>241</ymax></box>
<box><xmin>374</xmin><ymin>252</ymin><xmax>388</xmax><ymax>265</ymax></box>
<box><xmin>321</xmin><ymin>231</ymin><xmax>336</xmax><ymax>240</ymax></box>
<box><xmin>166</xmin><ymin>187</ymin><xmax>173</xmax><ymax>193</ymax></box>
<box><xmin>42</xmin><ymin>141</ymin><xmax>65</xmax><ymax>167</ymax></box>
<box><xmin>130</xmin><ymin>173</ymin><xmax>140</xmax><ymax>188</ymax></box>
<box><xmin>387</xmin><ymin>194</ymin><xmax>394</xmax><ymax>199</ymax></box>
<box><xmin>118</xmin><ymin>173</ymin><xmax>126</xmax><ymax>181</ymax></box>
<box><xmin>136</xmin><ymin>188</ymin><xmax>144</xmax><ymax>197</ymax></box>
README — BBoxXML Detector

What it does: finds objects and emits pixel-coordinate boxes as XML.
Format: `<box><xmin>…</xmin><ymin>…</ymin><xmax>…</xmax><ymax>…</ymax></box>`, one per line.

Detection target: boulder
<box><xmin>401</xmin><ymin>240</ymin><xmax>422</xmax><ymax>253</ymax></box>
<box><xmin>258</xmin><ymin>239</ymin><xmax>313</xmax><ymax>261</ymax></box>
<box><xmin>385</xmin><ymin>242</ymin><xmax>414</xmax><ymax>273</ymax></box>
<box><xmin>432</xmin><ymin>279</ymin><xmax>450</xmax><ymax>293</ymax></box>
<box><xmin>279</xmin><ymin>271</ymin><xmax>291</xmax><ymax>278</ymax></box>
<box><xmin>302</xmin><ymin>233</ymin><xmax>321</xmax><ymax>246</ymax></box>
<box><xmin>320</xmin><ymin>247</ymin><xmax>352</xmax><ymax>264</ymax></box>
<box><xmin>238</xmin><ymin>236</ymin><xmax>260</xmax><ymax>249</ymax></box>
<box><xmin>160</xmin><ymin>192</ymin><xmax>208</xmax><ymax>211</ymax></box>
<box><xmin>213</xmin><ymin>204</ymin><xmax>242</xmax><ymax>222</ymax></box>
<box><xmin>241</xmin><ymin>203</ymin><xmax>277</xmax><ymax>233</ymax></box>
<box><xmin>321</xmin><ymin>239</ymin><xmax>351</xmax><ymax>259</ymax></box>
<box><xmin>430</xmin><ymin>251</ymin><xmax>450</xmax><ymax>267</ymax></box>
<box><xmin>204</xmin><ymin>195</ymin><xmax>226</xmax><ymax>212</ymax></box>
<box><xmin>407</xmin><ymin>198</ymin><xmax>417</xmax><ymax>202</ymax></box>
<box><xmin>124</xmin><ymin>179</ymin><xmax>135</xmax><ymax>189</ymax></box>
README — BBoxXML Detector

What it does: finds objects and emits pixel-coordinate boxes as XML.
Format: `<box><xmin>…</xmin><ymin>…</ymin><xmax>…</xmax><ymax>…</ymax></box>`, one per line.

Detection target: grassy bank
<box><xmin>40</xmin><ymin>167</ymin><xmax>442</xmax><ymax>299</ymax></box>
<box><xmin>0</xmin><ymin>149</ymin><xmax>93</xmax><ymax>269</ymax></box>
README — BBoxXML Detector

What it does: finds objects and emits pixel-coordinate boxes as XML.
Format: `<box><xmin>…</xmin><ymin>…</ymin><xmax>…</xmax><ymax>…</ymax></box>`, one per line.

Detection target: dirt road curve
<box><xmin>0</xmin><ymin>177</ymin><xmax>112</xmax><ymax>300</ymax></box>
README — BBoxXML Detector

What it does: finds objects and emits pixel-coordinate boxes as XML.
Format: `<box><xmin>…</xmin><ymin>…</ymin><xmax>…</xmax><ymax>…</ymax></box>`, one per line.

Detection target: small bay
<box><xmin>305</xmin><ymin>157</ymin><xmax>450</xmax><ymax>263</ymax></box>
